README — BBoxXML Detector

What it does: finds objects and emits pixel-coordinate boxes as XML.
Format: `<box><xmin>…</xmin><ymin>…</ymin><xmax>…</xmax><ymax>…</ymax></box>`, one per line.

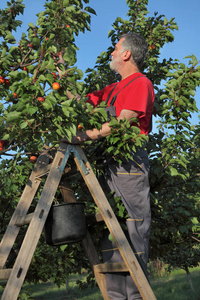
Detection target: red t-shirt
<box><xmin>87</xmin><ymin>72</ymin><xmax>155</xmax><ymax>135</ymax></box>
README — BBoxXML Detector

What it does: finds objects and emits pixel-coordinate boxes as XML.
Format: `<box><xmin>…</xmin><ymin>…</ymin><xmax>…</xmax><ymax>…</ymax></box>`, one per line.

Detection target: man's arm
<box><xmin>62</xmin><ymin>109</ymin><xmax>141</xmax><ymax>144</ymax></box>
<box><xmin>118</xmin><ymin>109</ymin><xmax>141</xmax><ymax>122</ymax></box>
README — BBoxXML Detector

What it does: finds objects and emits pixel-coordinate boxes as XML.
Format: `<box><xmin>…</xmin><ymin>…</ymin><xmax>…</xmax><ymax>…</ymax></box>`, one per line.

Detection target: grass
<box><xmin>1</xmin><ymin>267</ymin><xmax>200</xmax><ymax>299</ymax></box>
<box><xmin>151</xmin><ymin>267</ymin><xmax>200</xmax><ymax>300</ymax></box>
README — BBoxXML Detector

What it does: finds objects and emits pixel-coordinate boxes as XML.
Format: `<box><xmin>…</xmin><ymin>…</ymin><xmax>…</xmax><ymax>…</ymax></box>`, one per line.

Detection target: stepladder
<box><xmin>0</xmin><ymin>143</ymin><xmax>157</xmax><ymax>300</ymax></box>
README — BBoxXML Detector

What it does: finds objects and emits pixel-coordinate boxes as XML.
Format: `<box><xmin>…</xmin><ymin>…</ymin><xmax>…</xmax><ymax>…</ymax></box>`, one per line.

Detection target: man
<box><xmin>62</xmin><ymin>32</ymin><xmax>154</xmax><ymax>300</ymax></box>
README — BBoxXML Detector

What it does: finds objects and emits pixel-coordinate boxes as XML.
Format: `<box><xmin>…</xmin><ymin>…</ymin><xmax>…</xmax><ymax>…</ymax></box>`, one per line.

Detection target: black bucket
<box><xmin>44</xmin><ymin>202</ymin><xmax>86</xmax><ymax>246</ymax></box>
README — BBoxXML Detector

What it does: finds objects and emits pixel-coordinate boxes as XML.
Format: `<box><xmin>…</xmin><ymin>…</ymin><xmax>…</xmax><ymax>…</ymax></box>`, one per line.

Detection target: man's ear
<box><xmin>123</xmin><ymin>50</ymin><xmax>132</xmax><ymax>61</ymax></box>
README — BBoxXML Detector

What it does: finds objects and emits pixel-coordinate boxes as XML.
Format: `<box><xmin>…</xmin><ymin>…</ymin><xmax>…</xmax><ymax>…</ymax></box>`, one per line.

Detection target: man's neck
<box><xmin>120</xmin><ymin>64</ymin><xmax>140</xmax><ymax>80</ymax></box>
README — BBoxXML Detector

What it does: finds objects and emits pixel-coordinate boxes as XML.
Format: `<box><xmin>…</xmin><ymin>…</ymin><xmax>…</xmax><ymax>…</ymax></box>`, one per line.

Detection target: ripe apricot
<box><xmin>0</xmin><ymin>76</ymin><xmax>5</xmax><ymax>84</ymax></box>
<box><xmin>149</xmin><ymin>44</ymin><xmax>155</xmax><ymax>50</ymax></box>
<box><xmin>30</xmin><ymin>156</ymin><xmax>37</xmax><ymax>163</ymax></box>
<box><xmin>52</xmin><ymin>82</ymin><xmax>60</xmax><ymax>90</ymax></box>
<box><xmin>78</xmin><ymin>124</ymin><xmax>83</xmax><ymax>130</ymax></box>
<box><xmin>37</xmin><ymin>97</ymin><xmax>45</xmax><ymax>102</ymax></box>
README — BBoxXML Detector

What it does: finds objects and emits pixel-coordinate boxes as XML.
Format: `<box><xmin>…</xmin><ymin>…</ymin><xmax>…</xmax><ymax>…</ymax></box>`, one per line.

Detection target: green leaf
<box><xmin>93</xmin><ymin>107</ymin><xmax>107</xmax><ymax>120</ymax></box>
<box><xmin>76</xmin><ymin>68</ymin><xmax>83</xmax><ymax>79</ymax></box>
<box><xmin>108</xmin><ymin>233</ymin><xmax>114</xmax><ymax>242</ymax></box>
<box><xmin>189</xmin><ymin>90</ymin><xmax>195</xmax><ymax>97</ymax></box>
<box><xmin>62</xmin><ymin>128</ymin><xmax>72</xmax><ymax>141</ymax></box>
<box><xmin>43</xmin><ymin>101</ymin><xmax>52</xmax><ymax>110</ymax></box>
<box><xmin>65</xmin><ymin>5</ymin><xmax>76</xmax><ymax>12</ymax></box>
<box><xmin>108</xmin><ymin>30</ymin><xmax>115</xmax><ymax>38</ymax></box>
<box><xmin>68</xmin><ymin>123</ymin><xmax>77</xmax><ymax>136</ymax></box>
<box><xmin>63</xmin><ymin>0</ymin><xmax>69</xmax><ymax>5</ymax></box>
<box><xmin>38</xmin><ymin>75</ymin><xmax>46</xmax><ymax>82</ymax></box>
<box><xmin>109</xmin><ymin>118</ymin><xmax>119</xmax><ymax>126</ymax></box>
<box><xmin>60</xmin><ymin>244</ymin><xmax>68</xmax><ymax>251</ymax></box>
<box><xmin>8</xmin><ymin>70</ymin><xmax>19</xmax><ymax>78</ymax></box>
<box><xmin>28</xmin><ymin>22</ymin><xmax>34</xmax><ymax>27</ymax></box>
<box><xmin>19</xmin><ymin>121</ymin><xmax>28</xmax><ymax>129</ymax></box>
<box><xmin>27</xmin><ymin>107</ymin><xmax>38</xmax><ymax>116</ymax></box>
<box><xmin>5</xmin><ymin>33</ymin><xmax>16</xmax><ymax>42</ymax></box>
<box><xmin>2</xmin><ymin>134</ymin><xmax>10</xmax><ymax>140</ymax></box>
<box><xmin>193</xmin><ymin>72</ymin><xmax>200</xmax><ymax>78</ymax></box>
<box><xmin>6</xmin><ymin>111</ymin><xmax>21</xmax><ymax>122</ymax></box>
<box><xmin>169</xmin><ymin>167</ymin><xmax>179</xmax><ymax>176</ymax></box>
<box><xmin>164</xmin><ymin>17</ymin><xmax>168</xmax><ymax>25</ymax></box>
<box><xmin>9</xmin><ymin>46</ymin><xmax>16</xmax><ymax>53</ymax></box>
<box><xmin>2</xmin><ymin>47</ymin><xmax>7</xmax><ymax>57</ymax></box>
<box><xmin>191</xmin><ymin>217</ymin><xmax>199</xmax><ymax>225</ymax></box>
<box><xmin>84</xmin><ymin>6</ymin><xmax>96</xmax><ymax>15</ymax></box>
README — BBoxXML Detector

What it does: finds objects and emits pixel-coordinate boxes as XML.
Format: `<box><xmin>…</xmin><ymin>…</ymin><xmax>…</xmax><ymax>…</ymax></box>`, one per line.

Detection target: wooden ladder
<box><xmin>0</xmin><ymin>143</ymin><xmax>156</xmax><ymax>300</ymax></box>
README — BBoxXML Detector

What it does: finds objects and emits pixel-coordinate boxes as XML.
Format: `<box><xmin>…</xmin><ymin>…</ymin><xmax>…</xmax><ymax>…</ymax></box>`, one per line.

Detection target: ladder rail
<box><xmin>0</xmin><ymin>146</ymin><xmax>50</xmax><ymax>270</ymax></box>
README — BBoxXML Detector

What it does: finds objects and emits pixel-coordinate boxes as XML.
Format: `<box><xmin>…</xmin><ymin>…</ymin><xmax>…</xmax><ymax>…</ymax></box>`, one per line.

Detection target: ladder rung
<box><xmin>94</xmin><ymin>262</ymin><xmax>128</xmax><ymax>273</ymax></box>
<box><xmin>15</xmin><ymin>213</ymin><xmax>34</xmax><ymax>227</ymax></box>
<box><xmin>34</xmin><ymin>163</ymin><xmax>52</xmax><ymax>179</ymax></box>
<box><xmin>0</xmin><ymin>269</ymin><xmax>12</xmax><ymax>280</ymax></box>
<box><xmin>95</xmin><ymin>212</ymin><xmax>104</xmax><ymax>222</ymax></box>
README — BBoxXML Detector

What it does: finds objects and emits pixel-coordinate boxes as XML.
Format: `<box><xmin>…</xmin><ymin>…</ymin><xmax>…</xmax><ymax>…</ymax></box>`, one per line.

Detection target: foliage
<box><xmin>148</xmin><ymin>55</ymin><xmax>200</xmax><ymax>274</ymax></box>
<box><xmin>0</xmin><ymin>0</ymin><xmax>200</xmax><ymax>293</ymax></box>
<box><xmin>0</xmin><ymin>0</ymin><xmax>94</xmax><ymax>151</ymax></box>
<box><xmin>0</xmin><ymin>0</ymin><xmax>98</xmax><ymax>288</ymax></box>
<box><xmin>83</xmin><ymin>0</ymin><xmax>200</xmax><ymax>280</ymax></box>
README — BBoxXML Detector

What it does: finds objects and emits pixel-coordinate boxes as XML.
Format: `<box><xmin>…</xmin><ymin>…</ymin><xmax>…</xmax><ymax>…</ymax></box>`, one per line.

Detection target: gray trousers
<box><xmin>100</xmin><ymin>149</ymin><xmax>151</xmax><ymax>300</ymax></box>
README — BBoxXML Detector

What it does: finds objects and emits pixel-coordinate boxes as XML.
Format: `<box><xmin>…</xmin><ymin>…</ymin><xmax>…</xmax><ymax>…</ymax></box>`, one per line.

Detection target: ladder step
<box><xmin>15</xmin><ymin>213</ymin><xmax>34</xmax><ymax>227</ymax></box>
<box><xmin>94</xmin><ymin>262</ymin><xmax>128</xmax><ymax>273</ymax></box>
<box><xmin>0</xmin><ymin>269</ymin><xmax>12</xmax><ymax>280</ymax></box>
<box><xmin>85</xmin><ymin>212</ymin><xmax>104</xmax><ymax>224</ymax></box>
<box><xmin>34</xmin><ymin>163</ymin><xmax>52</xmax><ymax>179</ymax></box>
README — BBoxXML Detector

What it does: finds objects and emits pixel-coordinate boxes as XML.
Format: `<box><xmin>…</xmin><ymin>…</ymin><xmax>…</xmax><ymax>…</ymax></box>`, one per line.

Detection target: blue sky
<box><xmin>0</xmin><ymin>0</ymin><xmax>199</xmax><ymax>125</ymax></box>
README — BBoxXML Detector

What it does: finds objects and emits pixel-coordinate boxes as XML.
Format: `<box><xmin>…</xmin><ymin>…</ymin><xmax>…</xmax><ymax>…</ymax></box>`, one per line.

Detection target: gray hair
<box><xmin>119</xmin><ymin>32</ymin><xmax>147</xmax><ymax>69</ymax></box>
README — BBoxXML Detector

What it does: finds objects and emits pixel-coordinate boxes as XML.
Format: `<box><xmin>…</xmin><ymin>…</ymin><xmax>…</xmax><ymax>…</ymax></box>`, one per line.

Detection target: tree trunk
<box><xmin>185</xmin><ymin>266</ymin><xmax>197</xmax><ymax>299</ymax></box>
<box><xmin>66</xmin><ymin>279</ymin><xmax>69</xmax><ymax>292</ymax></box>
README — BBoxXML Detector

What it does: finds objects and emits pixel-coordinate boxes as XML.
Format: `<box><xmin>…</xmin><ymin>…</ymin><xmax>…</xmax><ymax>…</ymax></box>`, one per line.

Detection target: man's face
<box><xmin>110</xmin><ymin>38</ymin><xmax>125</xmax><ymax>73</ymax></box>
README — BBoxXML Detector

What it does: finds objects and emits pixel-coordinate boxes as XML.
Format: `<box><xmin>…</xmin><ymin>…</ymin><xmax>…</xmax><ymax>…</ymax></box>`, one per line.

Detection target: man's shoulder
<box><xmin>119</xmin><ymin>72</ymin><xmax>153</xmax><ymax>89</ymax></box>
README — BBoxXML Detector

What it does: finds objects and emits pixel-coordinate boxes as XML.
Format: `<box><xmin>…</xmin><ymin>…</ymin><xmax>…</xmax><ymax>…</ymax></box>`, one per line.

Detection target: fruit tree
<box><xmin>0</xmin><ymin>0</ymin><xmax>200</xmax><ymax>295</ymax></box>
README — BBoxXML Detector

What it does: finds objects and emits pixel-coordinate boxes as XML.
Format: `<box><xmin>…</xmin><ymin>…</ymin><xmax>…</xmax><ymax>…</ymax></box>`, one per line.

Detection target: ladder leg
<box><xmin>94</xmin><ymin>265</ymin><xmax>110</xmax><ymax>300</ymax></box>
<box><xmin>82</xmin><ymin>231</ymin><xmax>110</xmax><ymax>300</ymax></box>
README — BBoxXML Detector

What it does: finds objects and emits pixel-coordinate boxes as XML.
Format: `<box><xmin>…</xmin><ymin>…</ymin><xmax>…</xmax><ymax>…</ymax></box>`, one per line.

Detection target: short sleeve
<box><xmin>118</xmin><ymin>78</ymin><xmax>154</xmax><ymax>118</ymax></box>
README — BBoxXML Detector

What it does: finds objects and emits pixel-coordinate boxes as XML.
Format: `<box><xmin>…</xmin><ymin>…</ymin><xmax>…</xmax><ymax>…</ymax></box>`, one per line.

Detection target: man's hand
<box><xmin>61</xmin><ymin>135</ymin><xmax>82</xmax><ymax>144</ymax></box>
<box><xmin>61</xmin><ymin>122</ymin><xmax>111</xmax><ymax>145</ymax></box>
<box><xmin>52</xmin><ymin>51</ymin><xmax>81</xmax><ymax>101</ymax></box>
<box><xmin>53</xmin><ymin>52</ymin><xmax>65</xmax><ymax>78</ymax></box>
